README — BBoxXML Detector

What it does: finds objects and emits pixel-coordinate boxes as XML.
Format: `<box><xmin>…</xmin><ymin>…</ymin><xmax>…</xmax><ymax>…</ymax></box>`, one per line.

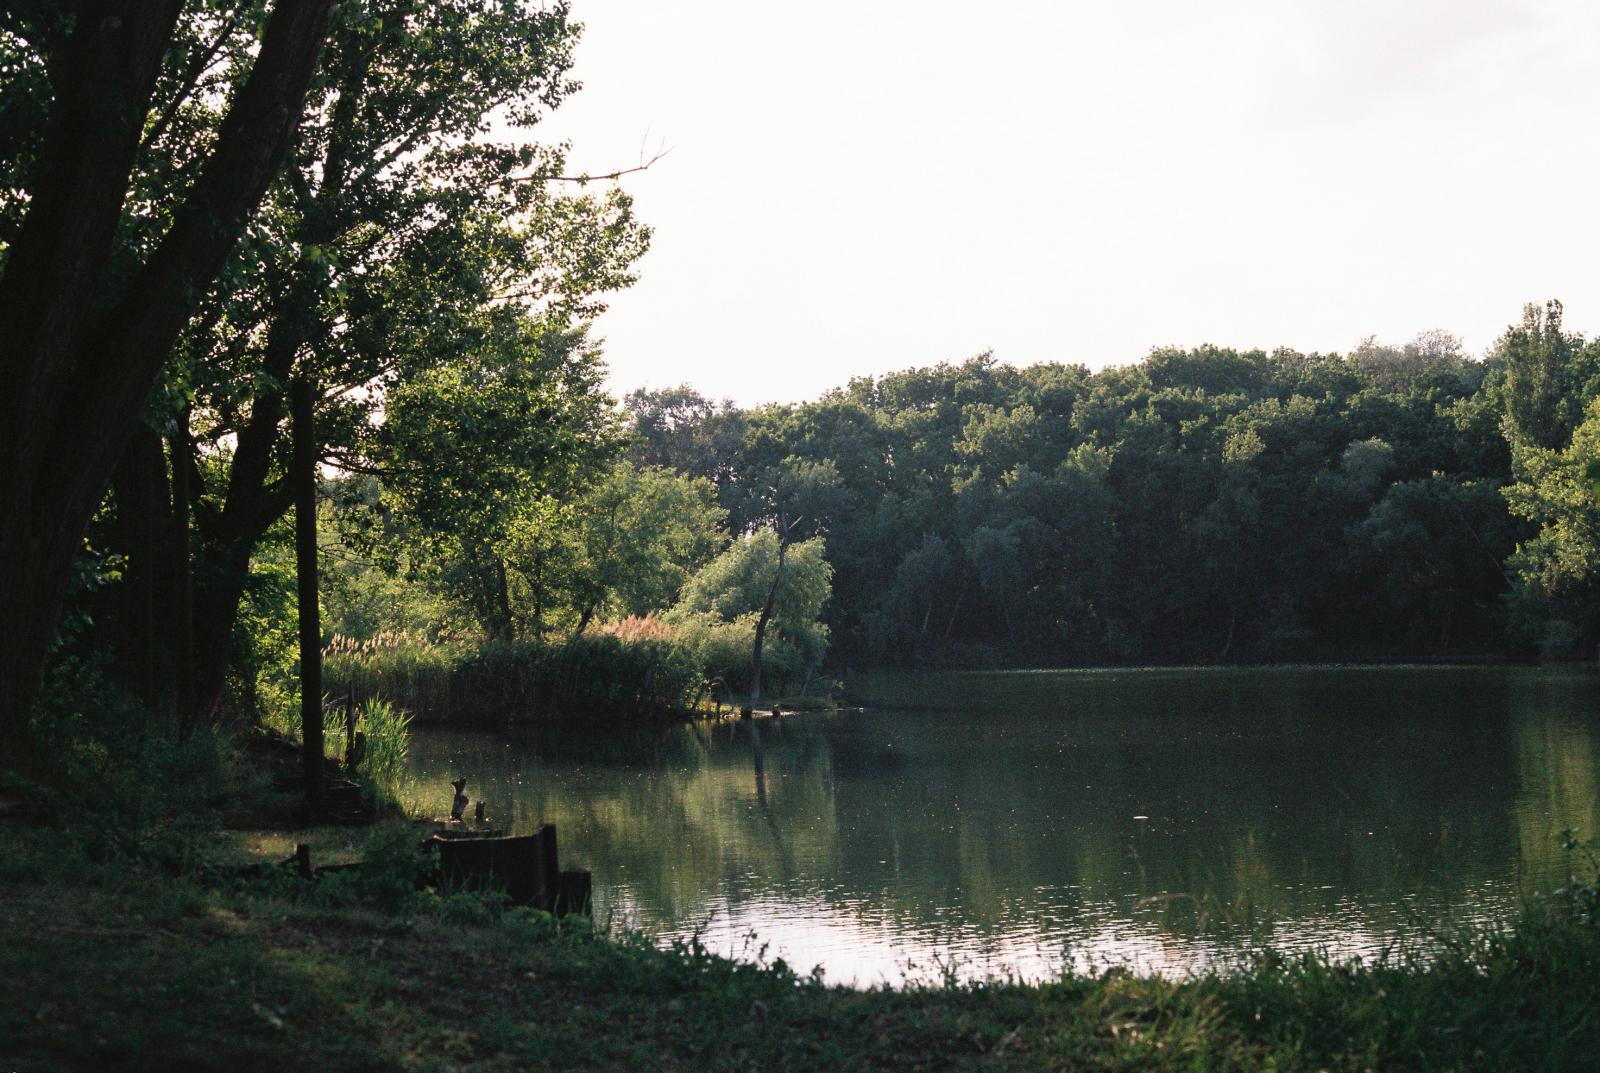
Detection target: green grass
<box><xmin>4</xmin><ymin>815</ymin><xmax>1600</xmax><ymax>1072</ymax></box>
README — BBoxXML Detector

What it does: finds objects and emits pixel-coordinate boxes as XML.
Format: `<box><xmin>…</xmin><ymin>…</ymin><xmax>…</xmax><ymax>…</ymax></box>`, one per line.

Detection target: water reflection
<box><xmin>404</xmin><ymin>666</ymin><xmax>1600</xmax><ymax>984</ymax></box>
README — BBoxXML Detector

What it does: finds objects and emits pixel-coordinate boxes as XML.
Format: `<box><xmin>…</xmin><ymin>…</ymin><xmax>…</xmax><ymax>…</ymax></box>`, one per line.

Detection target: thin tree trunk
<box><xmin>749</xmin><ymin>525</ymin><xmax>793</xmax><ymax>711</ymax></box>
<box><xmin>570</xmin><ymin>599</ymin><xmax>600</xmax><ymax>640</ymax></box>
<box><xmin>170</xmin><ymin>414</ymin><xmax>195</xmax><ymax>738</ymax></box>
<box><xmin>941</xmin><ymin>573</ymin><xmax>969</xmax><ymax>641</ymax></box>
<box><xmin>293</xmin><ymin>380</ymin><xmax>324</xmax><ymax>814</ymax></box>
<box><xmin>112</xmin><ymin>428</ymin><xmax>163</xmax><ymax>716</ymax></box>
<box><xmin>494</xmin><ymin>557</ymin><xmax>514</xmax><ymax>639</ymax></box>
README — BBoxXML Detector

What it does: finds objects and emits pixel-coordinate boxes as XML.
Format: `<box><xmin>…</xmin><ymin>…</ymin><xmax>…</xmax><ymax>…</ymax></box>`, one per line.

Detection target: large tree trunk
<box><xmin>0</xmin><ymin>0</ymin><xmax>335</xmax><ymax>762</ymax></box>
<box><xmin>0</xmin><ymin>1</ymin><xmax>184</xmax><ymax>767</ymax></box>
<box><xmin>111</xmin><ymin>426</ymin><xmax>170</xmax><ymax>717</ymax></box>
<box><xmin>191</xmin><ymin>538</ymin><xmax>259</xmax><ymax>723</ymax></box>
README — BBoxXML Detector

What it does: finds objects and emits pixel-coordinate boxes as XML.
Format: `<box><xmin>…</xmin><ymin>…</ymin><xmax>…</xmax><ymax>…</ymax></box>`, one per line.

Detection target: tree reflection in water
<box><xmin>405</xmin><ymin>666</ymin><xmax>1600</xmax><ymax>983</ymax></box>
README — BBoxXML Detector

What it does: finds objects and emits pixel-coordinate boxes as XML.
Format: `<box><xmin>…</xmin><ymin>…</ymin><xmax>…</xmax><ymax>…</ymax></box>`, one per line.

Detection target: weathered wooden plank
<box><xmin>426</xmin><ymin>825</ymin><xmax>589</xmax><ymax>915</ymax></box>
<box><xmin>433</xmin><ymin>831</ymin><xmax>546</xmax><ymax>906</ymax></box>
<box><xmin>554</xmin><ymin>870</ymin><xmax>592</xmax><ymax>916</ymax></box>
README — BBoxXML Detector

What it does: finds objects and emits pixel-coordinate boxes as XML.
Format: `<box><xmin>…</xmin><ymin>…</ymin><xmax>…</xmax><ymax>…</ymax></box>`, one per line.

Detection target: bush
<box><xmin>669</xmin><ymin>610</ymin><xmax>813</xmax><ymax>699</ymax></box>
<box><xmin>26</xmin><ymin>654</ymin><xmax>235</xmax><ymax>863</ymax></box>
<box><xmin>323</xmin><ymin>619</ymin><xmax>708</xmax><ymax>724</ymax></box>
<box><xmin>356</xmin><ymin>825</ymin><xmax>429</xmax><ymax>911</ymax></box>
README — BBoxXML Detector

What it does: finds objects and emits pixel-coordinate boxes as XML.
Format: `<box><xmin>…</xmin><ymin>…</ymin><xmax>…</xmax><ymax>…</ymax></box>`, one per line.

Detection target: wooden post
<box><xmin>343</xmin><ymin>687</ymin><xmax>356</xmax><ymax>761</ymax></box>
<box><xmin>292</xmin><ymin>379</ymin><xmax>325</xmax><ymax>815</ymax></box>
<box><xmin>295</xmin><ymin>843</ymin><xmax>313</xmax><ymax>880</ymax></box>
<box><xmin>555</xmin><ymin>870</ymin><xmax>592</xmax><ymax>915</ymax></box>
<box><xmin>536</xmin><ymin>823</ymin><xmax>560</xmax><ymax>909</ymax></box>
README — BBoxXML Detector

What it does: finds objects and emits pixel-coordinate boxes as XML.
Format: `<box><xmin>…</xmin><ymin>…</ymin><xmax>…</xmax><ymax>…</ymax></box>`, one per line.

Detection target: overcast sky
<box><xmin>536</xmin><ymin>0</ymin><xmax>1600</xmax><ymax>406</ymax></box>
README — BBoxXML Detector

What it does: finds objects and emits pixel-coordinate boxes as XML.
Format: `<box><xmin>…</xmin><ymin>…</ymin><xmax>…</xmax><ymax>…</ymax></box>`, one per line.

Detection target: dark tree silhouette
<box><xmin>0</xmin><ymin>1</ymin><xmax>335</xmax><ymax>761</ymax></box>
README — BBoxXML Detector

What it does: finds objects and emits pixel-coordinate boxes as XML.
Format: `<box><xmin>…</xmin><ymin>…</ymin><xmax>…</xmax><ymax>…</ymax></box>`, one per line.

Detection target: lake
<box><xmin>403</xmin><ymin>665</ymin><xmax>1600</xmax><ymax>985</ymax></box>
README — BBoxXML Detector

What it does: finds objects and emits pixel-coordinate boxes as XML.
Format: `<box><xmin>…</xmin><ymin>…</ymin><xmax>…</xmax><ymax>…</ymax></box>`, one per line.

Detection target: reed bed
<box><xmin>323</xmin><ymin>621</ymin><xmax>704</xmax><ymax>724</ymax></box>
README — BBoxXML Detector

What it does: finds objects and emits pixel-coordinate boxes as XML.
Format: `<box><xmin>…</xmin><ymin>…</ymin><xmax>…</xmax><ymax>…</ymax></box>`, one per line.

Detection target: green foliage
<box><xmin>257</xmin><ymin>680</ymin><xmax>412</xmax><ymax>802</ymax></box>
<box><xmin>625</xmin><ymin>385</ymin><xmax>749</xmax><ymax>495</ymax></box>
<box><xmin>377</xmin><ymin>320</ymin><xmax>623</xmax><ymax>639</ymax></box>
<box><xmin>25</xmin><ymin>656</ymin><xmax>234</xmax><ymax>863</ymax></box>
<box><xmin>625</xmin><ymin>321</ymin><xmax>1576</xmax><ymax>665</ymax></box>
<box><xmin>319</xmin><ymin>481</ymin><xmax>452</xmax><ymax>640</ymax></box>
<box><xmin>1497</xmin><ymin>300</ymin><xmax>1600</xmax><ymax>451</ymax></box>
<box><xmin>1352</xmin><ymin>476</ymin><xmax>1517</xmax><ymax>652</ymax></box>
<box><xmin>351</xmin><ymin>697</ymin><xmax>411</xmax><ymax>799</ymax></box>
<box><xmin>674</xmin><ymin>532</ymin><xmax>831</xmax><ymax>637</ymax></box>
<box><xmin>502</xmin><ymin>462</ymin><xmax>727</xmax><ymax>635</ymax></box>
<box><xmin>324</xmin><ymin>626</ymin><xmax>706</xmax><ymax>723</ymax></box>
<box><xmin>669</xmin><ymin>530</ymin><xmax>833</xmax><ymax>683</ymax></box>
<box><xmin>232</xmin><ymin>521</ymin><xmax>304</xmax><ymax>720</ymax></box>
<box><xmin>1502</xmin><ymin>396</ymin><xmax>1600</xmax><ymax>653</ymax></box>
<box><xmin>353</xmin><ymin>825</ymin><xmax>429</xmax><ymax>912</ymax></box>
<box><xmin>322</xmin><ymin>633</ymin><xmax>459</xmax><ymax>721</ymax></box>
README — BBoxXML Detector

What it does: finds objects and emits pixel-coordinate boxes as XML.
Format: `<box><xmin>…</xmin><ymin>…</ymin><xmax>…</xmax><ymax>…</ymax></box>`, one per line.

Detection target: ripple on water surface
<box><xmin>404</xmin><ymin>665</ymin><xmax>1600</xmax><ymax>985</ymax></box>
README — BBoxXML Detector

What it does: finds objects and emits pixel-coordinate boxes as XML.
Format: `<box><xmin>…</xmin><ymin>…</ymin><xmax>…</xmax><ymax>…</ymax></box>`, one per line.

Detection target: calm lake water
<box><xmin>404</xmin><ymin>666</ymin><xmax>1600</xmax><ymax>985</ymax></box>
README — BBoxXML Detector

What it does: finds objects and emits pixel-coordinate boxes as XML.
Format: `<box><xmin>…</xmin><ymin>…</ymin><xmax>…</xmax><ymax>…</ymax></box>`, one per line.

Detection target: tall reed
<box><xmin>323</xmin><ymin>620</ymin><xmax>706</xmax><ymax>724</ymax></box>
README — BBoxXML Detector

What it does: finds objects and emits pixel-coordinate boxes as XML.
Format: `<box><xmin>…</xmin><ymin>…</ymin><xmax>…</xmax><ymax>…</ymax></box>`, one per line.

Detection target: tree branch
<box><xmin>498</xmin><ymin>145</ymin><xmax>670</xmax><ymax>186</ymax></box>
<box><xmin>140</xmin><ymin>4</ymin><xmax>246</xmax><ymax>155</ymax></box>
<box><xmin>322</xmin><ymin>452</ymin><xmax>437</xmax><ymax>479</ymax></box>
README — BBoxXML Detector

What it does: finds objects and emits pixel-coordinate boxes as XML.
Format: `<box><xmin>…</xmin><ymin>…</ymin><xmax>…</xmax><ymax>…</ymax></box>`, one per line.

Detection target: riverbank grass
<box><xmin>4</xmin><ymin>810</ymin><xmax>1600</xmax><ymax>1072</ymax></box>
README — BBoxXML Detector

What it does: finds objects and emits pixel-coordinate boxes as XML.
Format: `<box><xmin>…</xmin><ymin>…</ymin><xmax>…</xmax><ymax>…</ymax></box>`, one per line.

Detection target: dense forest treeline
<box><xmin>624</xmin><ymin>301</ymin><xmax>1600</xmax><ymax>668</ymax></box>
<box><xmin>54</xmin><ymin>297</ymin><xmax>1600</xmax><ymax>726</ymax></box>
<box><xmin>14</xmin><ymin>4</ymin><xmax>1600</xmax><ymax>735</ymax></box>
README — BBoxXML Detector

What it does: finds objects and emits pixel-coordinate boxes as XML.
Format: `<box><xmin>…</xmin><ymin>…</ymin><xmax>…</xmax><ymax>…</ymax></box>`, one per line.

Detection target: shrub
<box><xmin>323</xmin><ymin>620</ymin><xmax>708</xmax><ymax>724</ymax></box>
<box><xmin>27</xmin><ymin>654</ymin><xmax>235</xmax><ymax>862</ymax></box>
<box><xmin>670</xmin><ymin>610</ymin><xmax>812</xmax><ymax>699</ymax></box>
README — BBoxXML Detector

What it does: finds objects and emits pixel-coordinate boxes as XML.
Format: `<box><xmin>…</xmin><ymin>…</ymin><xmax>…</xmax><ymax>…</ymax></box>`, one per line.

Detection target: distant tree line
<box><xmin>626</xmin><ymin>302</ymin><xmax>1600</xmax><ymax>666</ymax></box>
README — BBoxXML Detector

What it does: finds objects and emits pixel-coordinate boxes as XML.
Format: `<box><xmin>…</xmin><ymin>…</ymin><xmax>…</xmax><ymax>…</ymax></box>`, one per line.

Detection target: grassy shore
<box><xmin>4</xmin><ymin>719</ymin><xmax>1599</xmax><ymax>1073</ymax></box>
<box><xmin>4</xmin><ymin>809</ymin><xmax>1600</xmax><ymax>1073</ymax></box>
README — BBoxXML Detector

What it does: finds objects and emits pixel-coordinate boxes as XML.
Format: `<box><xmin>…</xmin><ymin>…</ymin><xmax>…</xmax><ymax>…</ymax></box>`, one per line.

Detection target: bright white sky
<box><xmin>537</xmin><ymin>0</ymin><xmax>1600</xmax><ymax>406</ymax></box>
